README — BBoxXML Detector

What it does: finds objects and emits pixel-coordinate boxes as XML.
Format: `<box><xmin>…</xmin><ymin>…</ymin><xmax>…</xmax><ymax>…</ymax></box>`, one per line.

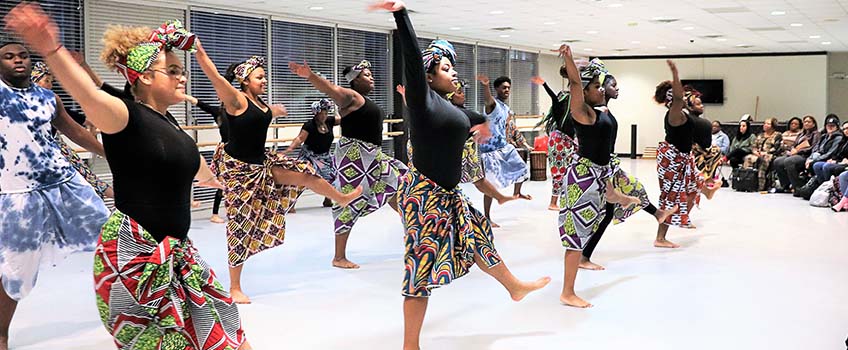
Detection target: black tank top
<box><xmin>102</xmin><ymin>99</ymin><xmax>200</xmax><ymax>241</ymax></box>
<box><xmin>225</xmin><ymin>99</ymin><xmax>272</xmax><ymax>164</ymax></box>
<box><xmin>574</xmin><ymin>107</ymin><xmax>615</xmax><ymax>165</ymax></box>
<box><xmin>664</xmin><ymin>111</ymin><xmax>694</xmax><ymax>153</ymax></box>
<box><xmin>691</xmin><ymin>115</ymin><xmax>712</xmax><ymax>150</ymax></box>
<box><xmin>341</xmin><ymin>96</ymin><xmax>383</xmax><ymax>146</ymax></box>
<box><xmin>608</xmin><ymin>109</ymin><xmax>619</xmax><ymax>153</ymax></box>
<box><xmin>302</xmin><ymin>116</ymin><xmax>337</xmax><ymax>154</ymax></box>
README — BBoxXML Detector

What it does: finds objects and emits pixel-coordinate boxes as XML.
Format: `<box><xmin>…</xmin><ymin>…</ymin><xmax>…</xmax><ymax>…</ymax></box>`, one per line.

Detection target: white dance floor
<box><xmin>11</xmin><ymin>159</ymin><xmax>848</xmax><ymax>350</ymax></box>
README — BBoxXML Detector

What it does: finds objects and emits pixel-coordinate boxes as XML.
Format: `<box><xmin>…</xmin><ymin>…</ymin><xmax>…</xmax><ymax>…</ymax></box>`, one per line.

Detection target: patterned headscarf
<box><xmin>115</xmin><ymin>20</ymin><xmax>197</xmax><ymax>85</ymax></box>
<box><xmin>579</xmin><ymin>58</ymin><xmax>608</xmax><ymax>88</ymax></box>
<box><xmin>421</xmin><ymin>39</ymin><xmax>456</xmax><ymax>72</ymax></box>
<box><xmin>664</xmin><ymin>88</ymin><xmax>700</xmax><ymax>109</ymax></box>
<box><xmin>446</xmin><ymin>79</ymin><xmax>467</xmax><ymax>101</ymax></box>
<box><xmin>311</xmin><ymin>98</ymin><xmax>335</xmax><ymax>115</ymax></box>
<box><xmin>233</xmin><ymin>56</ymin><xmax>266</xmax><ymax>84</ymax></box>
<box><xmin>344</xmin><ymin>60</ymin><xmax>371</xmax><ymax>83</ymax></box>
<box><xmin>31</xmin><ymin>62</ymin><xmax>50</xmax><ymax>83</ymax></box>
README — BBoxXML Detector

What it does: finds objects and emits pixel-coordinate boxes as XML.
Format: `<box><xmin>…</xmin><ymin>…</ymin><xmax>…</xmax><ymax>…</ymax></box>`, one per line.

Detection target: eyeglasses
<box><xmin>149</xmin><ymin>67</ymin><xmax>187</xmax><ymax>79</ymax></box>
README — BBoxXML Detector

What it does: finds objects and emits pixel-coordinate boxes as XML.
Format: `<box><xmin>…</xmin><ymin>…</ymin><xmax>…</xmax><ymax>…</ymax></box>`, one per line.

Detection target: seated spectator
<box><xmin>833</xmin><ymin>170</ymin><xmax>848</xmax><ymax>212</ymax></box>
<box><xmin>744</xmin><ymin>117</ymin><xmax>783</xmax><ymax>190</ymax></box>
<box><xmin>781</xmin><ymin>117</ymin><xmax>803</xmax><ymax>154</ymax></box>
<box><xmin>772</xmin><ymin>115</ymin><xmax>821</xmax><ymax>193</ymax></box>
<box><xmin>811</xmin><ymin>120</ymin><xmax>848</xmax><ymax>185</ymax></box>
<box><xmin>728</xmin><ymin>119</ymin><xmax>756</xmax><ymax>168</ymax></box>
<box><xmin>711</xmin><ymin>120</ymin><xmax>730</xmax><ymax>155</ymax></box>
<box><xmin>798</xmin><ymin>114</ymin><xmax>843</xmax><ymax>198</ymax></box>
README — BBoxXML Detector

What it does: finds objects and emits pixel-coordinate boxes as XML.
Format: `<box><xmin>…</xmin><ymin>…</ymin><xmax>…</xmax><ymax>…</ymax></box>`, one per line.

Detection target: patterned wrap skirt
<box><xmin>94</xmin><ymin>211</ymin><xmax>245</xmax><ymax>350</ymax></box>
<box><xmin>547</xmin><ymin>130</ymin><xmax>577</xmax><ymax>197</ymax></box>
<box><xmin>298</xmin><ymin>144</ymin><xmax>336</xmax><ymax>183</ymax></box>
<box><xmin>400</xmin><ymin>169</ymin><xmax>501</xmax><ymax>297</ymax></box>
<box><xmin>332</xmin><ymin>137</ymin><xmax>408</xmax><ymax>235</ymax></box>
<box><xmin>57</xmin><ymin>135</ymin><xmax>110</xmax><ymax>199</ymax></box>
<box><xmin>558</xmin><ymin>155</ymin><xmax>612</xmax><ymax>250</ymax></box>
<box><xmin>408</xmin><ymin>137</ymin><xmax>484</xmax><ymax>184</ymax></box>
<box><xmin>608</xmin><ymin>155</ymin><xmax>652</xmax><ymax>224</ymax></box>
<box><xmin>0</xmin><ymin>172</ymin><xmax>109</xmax><ymax>300</ymax></box>
<box><xmin>480</xmin><ymin>143</ymin><xmax>530</xmax><ymax>189</ymax></box>
<box><xmin>656</xmin><ymin>141</ymin><xmax>703</xmax><ymax>227</ymax></box>
<box><xmin>212</xmin><ymin>144</ymin><xmax>314</xmax><ymax>267</ymax></box>
<box><xmin>693</xmin><ymin>144</ymin><xmax>723</xmax><ymax>182</ymax></box>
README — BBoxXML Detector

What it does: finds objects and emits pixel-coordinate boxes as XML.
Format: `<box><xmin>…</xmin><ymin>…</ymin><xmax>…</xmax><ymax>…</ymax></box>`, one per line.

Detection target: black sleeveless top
<box><xmin>302</xmin><ymin>116</ymin><xmax>337</xmax><ymax>154</ymax></box>
<box><xmin>691</xmin><ymin>115</ymin><xmax>712</xmax><ymax>150</ymax></box>
<box><xmin>664</xmin><ymin>111</ymin><xmax>694</xmax><ymax>153</ymax></box>
<box><xmin>102</xmin><ymin>99</ymin><xmax>200</xmax><ymax>241</ymax></box>
<box><xmin>607</xmin><ymin>109</ymin><xmax>619</xmax><ymax>153</ymax></box>
<box><xmin>341</xmin><ymin>96</ymin><xmax>383</xmax><ymax>146</ymax></box>
<box><xmin>225</xmin><ymin>99</ymin><xmax>272</xmax><ymax>164</ymax></box>
<box><xmin>573</xmin><ymin>107</ymin><xmax>615</xmax><ymax>166</ymax></box>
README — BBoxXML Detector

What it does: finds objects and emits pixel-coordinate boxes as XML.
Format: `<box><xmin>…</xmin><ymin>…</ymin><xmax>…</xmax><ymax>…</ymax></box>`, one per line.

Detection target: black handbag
<box><xmin>731</xmin><ymin>168</ymin><xmax>758</xmax><ymax>192</ymax></box>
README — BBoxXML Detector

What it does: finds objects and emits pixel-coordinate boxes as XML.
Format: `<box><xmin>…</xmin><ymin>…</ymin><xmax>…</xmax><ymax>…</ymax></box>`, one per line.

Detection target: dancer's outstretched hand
<box><xmin>395</xmin><ymin>84</ymin><xmax>406</xmax><ymax>98</ymax></box>
<box><xmin>271</xmin><ymin>104</ymin><xmax>288</xmax><ymax>117</ymax></box>
<box><xmin>530</xmin><ymin>76</ymin><xmax>545</xmax><ymax>86</ymax></box>
<box><xmin>368</xmin><ymin>0</ymin><xmax>406</xmax><ymax>12</ymax></box>
<box><xmin>197</xmin><ymin>176</ymin><xmax>224</xmax><ymax>190</ymax></box>
<box><xmin>666</xmin><ymin>59</ymin><xmax>678</xmax><ymax>74</ymax></box>
<box><xmin>4</xmin><ymin>2</ymin><xmax>60</xmax><ymax>55</ymax></box>
<box><xmin>477</xmin><ymin>74</ymin><xmax>490</xmax><ymax>86</ymax></box>
<box><xmin>551</xmin><ymin>44</ymin><xmax>572</xmax><ymax>59</ymax></box>
<box><xmin>289</xmin><ymin>61</ymin><xmax>313</xmax><ymax>79</ymax></box>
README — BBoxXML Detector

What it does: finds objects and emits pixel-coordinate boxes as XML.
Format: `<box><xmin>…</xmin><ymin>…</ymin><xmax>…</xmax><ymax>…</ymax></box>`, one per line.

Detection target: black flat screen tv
<box><xmin>681</xmin><ymin>79</ymin><xmax>724</xmax><ymax>104</ymax></box>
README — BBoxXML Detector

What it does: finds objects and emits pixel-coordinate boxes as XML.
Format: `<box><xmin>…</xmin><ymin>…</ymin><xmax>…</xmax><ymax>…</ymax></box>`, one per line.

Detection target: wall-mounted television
<box><xmin>681</xmin><ymin>79</ymin><xmax>724</xmax><ymax>104</ymax></box>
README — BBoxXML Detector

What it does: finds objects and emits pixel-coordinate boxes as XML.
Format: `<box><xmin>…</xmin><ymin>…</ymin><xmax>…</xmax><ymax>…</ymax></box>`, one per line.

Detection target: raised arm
<box><xmin>52</xmin><ymin>97</ymin><xmax>106</xmax><ymax>157</ymax></box>
<box><xmin>557</xmin><ymin>45</ymin><xmax>595</xmax><ymax>126</ymax></box>
<box><xmin>532</xmin><ymin>76</ymin><xmax>558</xmax><ymax>102</ymax></box>
<box><xmin>477</xmin><ymin>74</ymin><xmax>496</xmax><ymax>114</ymax></box>
<box><xmin>194</xmin><ymin>40</ymin><xmax>247</xmax><ymax>116</ymax></box>
<box><xmin>69</xmin><ymin>50</ymin><xmax>104</xmax><ymax>88</ymax></box>
<box><xmin>382</xmin><ymin>2</ymin><xmax>429</xmax><ymax>111</ymax></box>
<box><xmin>289</xmin><ymin>61</ymin><xmax>365</xmax><ymax>113</ymax></box>
<box><xmin>5</xmin><ymin>3</ymin><xmax>129</xmax><ymax>134</ymax></box>
<box><xmin>666</xmin><ymin>60</ymin><xmax>687</xmax><ymax>127</ymax></box>
<box><xmin>195</xmin><ymin>154</ymin><xmax>223</xmax><ymax>189</ymax></box>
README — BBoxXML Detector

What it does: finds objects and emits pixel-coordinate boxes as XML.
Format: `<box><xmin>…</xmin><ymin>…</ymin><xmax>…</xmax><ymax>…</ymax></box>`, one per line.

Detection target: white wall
<box><xmin>595</xmin><ymin>54</ymin><xmax>827</xmax><ymax>154</ymax></box>
<box><xmin>828</xmin><ymin>53</ymin><xmax>848</xmax><ymax>119</ymax></box>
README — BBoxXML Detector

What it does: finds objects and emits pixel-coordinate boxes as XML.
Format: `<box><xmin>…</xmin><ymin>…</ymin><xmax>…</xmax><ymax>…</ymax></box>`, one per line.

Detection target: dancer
<box><xmin>285</xmin><ymin>98</ymin><xmax>339</xmax><ymax>208</ymax></box>
<box><xmin>197</xmin><ymin>48</ymin><xmax>362</xmax><ymax>303</ymax></box>
<box><xmin>653</xmin><ymin>60</ymin><xmax>703</xmax><ymax>248</ymax></box>
<box><xmin>0</xmin><ymin>34</ymin><xmax>110</xmax><ymax>350</ymax></box>
<box><xmin>687</xmin><ymin>87</ymin><xmax>723</xmax><ymax>199</ymax></box>
<box><xmin>399</xmin><ymin>82</ymin><xmax>517</xmax><ymax>205</ymax></box>
<box><xmin>288</xmin><ymin>59</ymin><xmax>408</xmax><ymax>269</ymax></box>
<box><xmin>373</xmin><ymin>2</ymin><xmax>551</xmax><ymax>348</ymax></box>
<box><xmin>5</xmin><ymin>7</ymin><xmax>248</xmax><ymax>349</ymax></box>
<box><xmin>576</xmin><ymin>68</ymin><xmax>676</xmax><ymax>270</ymax></box>
<box><xmin>30</xmin><ymin>61</ymin><xmax>115</xmax><ymax>199</ymax></box>
<box><xmin>185</xmin><ymin>94</ymin><xmax>229</xmax><ymax>223</ymax></box>
<box><xmin>553</xmin><ymin>45</ymin><xmax>639</xmax><ymax>308</ymax></box>
<box><xmin>532</xmin><ymin>76</ymin><xmax>578</xmax><ymax>211</ymax></box>
<box><xmin>477</xmin><ymin>74</ymin><xmax>531</xmax><ymax>227</ymax></box>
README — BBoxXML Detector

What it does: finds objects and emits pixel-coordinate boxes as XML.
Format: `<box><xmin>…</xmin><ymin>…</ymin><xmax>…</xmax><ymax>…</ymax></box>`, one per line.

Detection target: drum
<box><xmin>530</xmin><ymin>151</ymin><xmax>547</xmax><ymax>181</ymax></box>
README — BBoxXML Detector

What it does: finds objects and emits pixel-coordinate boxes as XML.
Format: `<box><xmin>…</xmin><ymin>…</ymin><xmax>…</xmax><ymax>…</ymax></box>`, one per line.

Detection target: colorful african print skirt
<box><xmin>57</xmin><ymin>136</ymin><xmax>110</xmax><ymax>199</ymax></box>
<box><xmin>656</xmin><ymin>141</ymin><xmax>703</xmax><ymax>227</ymax></box>
<box><xmin>558</xmin><ymin>155</ymin><xmax>612</xmax><ymax>250</ymax></box>
<box><xmin>693</xmin><ymin>144</ymin><xmax>723</xmax><ymax>182</ymax></box>
<box><xmin>408</xmin><ymin>137</ymin><xmax>484</xmax><ymax>184</ymax></box>
<box><xmin>298</xmin><ymin>144</ymin><xmax>336</xmax><ymax>183</ymax></box>
<box><xmin>399</xmin><ymin>169</ymin><xmax>502</xmax><ymax>297</ymax></box>
<box><xmin>93</xmin><ymin>211</ymin><xmax>245</xmax><ymax>350</ymax></box>
<box><xmin>332</xmin><ymin>137</ymin><xmax>408</xmax><ymax>235</ymax></box>
<box><xmin>608</xmin><ymin>155</ymin><xmax>652</xmax><ymax>224</ymax></box>
<box><xmin>480</xmin><ymin>143</ymin><xmax>529</xmax><ymax>189</ymax></box>
<box><xmin>0</xmin><ymin>172</ymin><xmax>108</xmax><ymax>300</ymax></box>
<box><xmin>548</xmin><ymin>130</ymin><xmax>577</xmax><ymax>197</ymax></box>
<box><xmin>212</xmin><ymin>144</ymin><xmax>314</xmax><ymax>266</ymax></box>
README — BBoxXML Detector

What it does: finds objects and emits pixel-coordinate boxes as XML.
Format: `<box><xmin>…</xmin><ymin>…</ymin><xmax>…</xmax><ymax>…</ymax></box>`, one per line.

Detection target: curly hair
<box><xmin>99</xmin><ymin>25</ymin><xmax>153</xmax><ymax>71</ymax></box>
<box><xmin>653</xmin><ymin>80</ymin><xmax>672</xmax><ymax>104</ymax></box>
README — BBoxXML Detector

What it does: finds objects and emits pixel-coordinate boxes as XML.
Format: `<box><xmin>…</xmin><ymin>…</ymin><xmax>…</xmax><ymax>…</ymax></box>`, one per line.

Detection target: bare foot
<box><xmin>605</xmin><ymin>188</ymin><xmax>640</xmax><ymax>208</ymax></box>
<box><xmin>289</xmin><ymin>207</ymin><xmax>297</xmax><ymax>214</ymax></box>
<box><xmin>191</xmin><ymin>200</ymin><xmax>201</xmax><ymax>208</ymax></box>
<box><xmin>703</xmin><ymin>181</ymin><xmax>721</xmax><ymax>200</ymax></box>
<box><xmin>490</xmin><ymin>221</ymin><xmax>501</xmax><ymax>228</ymax></box>
<box><xmin>578</xmin><ymin>257</ymin><xmax>605</xmax><ymax>271</ymax></box>
<box><xmin>238</xmin><ymin>340</ymin><xmax>253</xmax><ymax>350</ymax></box>
<box><xmin>332</xmin><ymin>258</ymin><xmax>360</xmax><ymax>269</ymax></box>
<box><xmin>680</xmin><ymin>222</ymin><xmax>697</xmax><ymax>229</ymax></box>
<box><xmin>654</xmin><ymin>205</ymin><xmax>678</xmax><ymax>224</ymax></box>
<box><xmin>653</xmin><ymin>239</ymin><xmax>680</xmax><ymax>248</ymax></box>
<box><xmin>336</xmin><ymin>186</ymin><xmax>364</xmax><ymax>207</ymax></box>
<box><xmin>497</xmin><ymin>194</ymin><xmax>518</xmax><ymax>205</ymax></box>
<box><xmin>516</xmin><ymin>193</ymin><xmax>532</xmax><ymax>200</ymax></box>
<box><xmin>548</xmin><ymin>204</ymin><xmax>559</xmax><ymax>211</ymax></box>
<box><xmin>560</xmin><ymin>293</ymin><xmax>593</xmax><ymax>308</ymax></box>
<box><xmin>210</xmin><ymin>214</ymin><xmax>225</xmax><ymax>224</ymax></box>
<box><xmin>230</xmin><ymin>289</ymin><xmax>252</xmax><ymax>304</ymax></box>
<box><xmin>510</xmin><ymin>277</ymin><xmax>551</xmax><ymax>301</ymax></box>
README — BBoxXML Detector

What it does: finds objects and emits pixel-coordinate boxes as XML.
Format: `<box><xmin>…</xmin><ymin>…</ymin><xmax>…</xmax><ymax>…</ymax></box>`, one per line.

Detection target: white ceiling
<box><xmin>191</xmin><ymin>0</ymin><xmax>848</xmax><ymax>56</ymax></box>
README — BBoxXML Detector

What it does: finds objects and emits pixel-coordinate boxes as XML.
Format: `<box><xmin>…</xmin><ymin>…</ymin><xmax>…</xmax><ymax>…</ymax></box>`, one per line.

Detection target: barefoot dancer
<box><xmin>185</xmin><ymin>94</ymin><xmax>230</xmax><ymax>223</ymax></box>
<box><xmin>376</xmin><ymin>2</ymin><xmax>551</xmax><ymax>348</ymax></box>
<box><xmin>687</xmin><ymin>87</ymin><xmax>723</xmax><ymax>199</ymax></box>
<box><xmin>653</xmin><ymin>60</ymin><xmax>704</xmax><ymax>248</ymax></box>
<box><xmin>288</xmin><ymin>59</ymin><xmax>408</xmax><ymax>269</ymax></box>
<box><xmin>285</xmin><ymin>98</ymin><xmax>339</xmax><ymax>208</ymax></box>
<box><xmin>532</xmin><ymin>75</ymin><xmax>577</xmax><ymax>211</ymax></box>
<box><xmin>6</xmin><ymin>8</ymin><xmax>250</xmax><ymax>348</ymax></box>
<box><xmin>554</xmin><ymin>45</ymin><xmax>640</xmax><ymax>308</ymax></box>
<box><xmin>196</xmin><ymin>49</ymin><xmax>362</xmax><ymax>304</ymax></box>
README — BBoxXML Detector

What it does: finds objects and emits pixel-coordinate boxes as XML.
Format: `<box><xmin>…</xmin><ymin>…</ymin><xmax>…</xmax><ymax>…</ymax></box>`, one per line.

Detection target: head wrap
<box><xmin>115</xmin><ymin>20</ymin><xmax>197</xmax><ymax>85</ymax></box>
<box><xmin>311</xmin><ymin>98</ymin><xmax>335</xmax><ymax>115</ymax></box>
<box><xmin>233</xmin><ymin>56</ymin><xmax>266</xmax><ymax>84</ymax></box>
<box><xmin>421</xmin><ymin>39</ymin><xmax>456</xmax><ymax>72</ymax></box>
<box><xmin>344</xmin><ymin>60</ymin><xmax>371</xmax><ymax>83</ymax></box>
<box><xmin>664</xmin><ymin>88</ymin><xmax>701</xmax><ymax>109</ymax></box>
<box><xmin>31</xmin><ymin>62</ymin><xmax>50</xmax><ymax>83</ymax></box>
<box><xmin>579</xmin><ymin>58</ymin><xmax>608</xmax><ymax>88</ymax></box>
<box><xmin>446</xmin><ymin>79</ymin><xmax>467</xmax><ymax>101</ymax></box>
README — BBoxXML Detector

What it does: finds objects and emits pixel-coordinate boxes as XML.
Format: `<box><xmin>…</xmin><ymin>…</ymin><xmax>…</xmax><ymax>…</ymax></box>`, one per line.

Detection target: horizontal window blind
<box><xmin>509</xmin><ymin>50</ymin><xmax>539</xmax><ymax>115</ymax></box>
<box><xmin>475</xmin><ymin>45</ymin><xmax>507</xmax><ymax>114</ymax></box>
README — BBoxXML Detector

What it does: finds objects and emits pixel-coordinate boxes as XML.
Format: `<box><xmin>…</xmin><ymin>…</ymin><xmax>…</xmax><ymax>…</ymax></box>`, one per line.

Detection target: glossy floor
<box><xmin>12</xmin><ymin>159</ymin><xmax>848</xmax><ymax>349</ymax></box>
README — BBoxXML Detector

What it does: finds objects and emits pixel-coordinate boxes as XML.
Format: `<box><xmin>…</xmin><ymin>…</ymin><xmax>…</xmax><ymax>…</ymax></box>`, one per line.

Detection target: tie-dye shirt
<box><xmin>479</xmin><ymin>99</ymin><xmax>512</xmax><ymax>153</ymax></box>
<box><xmin>0</xmin><ymin>79</ymin><xmax>73</xmax><ymax>193</ymax></box>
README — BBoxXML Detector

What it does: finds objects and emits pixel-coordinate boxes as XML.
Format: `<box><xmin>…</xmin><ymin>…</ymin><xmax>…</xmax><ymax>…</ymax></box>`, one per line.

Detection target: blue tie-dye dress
<box><xmin>478</xmin><ymin>99</ymin><xmax>529</xmax><ymax>188</ymax></box>
<box><xmin>0</xmin><ymin>79</ymin><xmax>109</xmax><ymax>300</ymax></box>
